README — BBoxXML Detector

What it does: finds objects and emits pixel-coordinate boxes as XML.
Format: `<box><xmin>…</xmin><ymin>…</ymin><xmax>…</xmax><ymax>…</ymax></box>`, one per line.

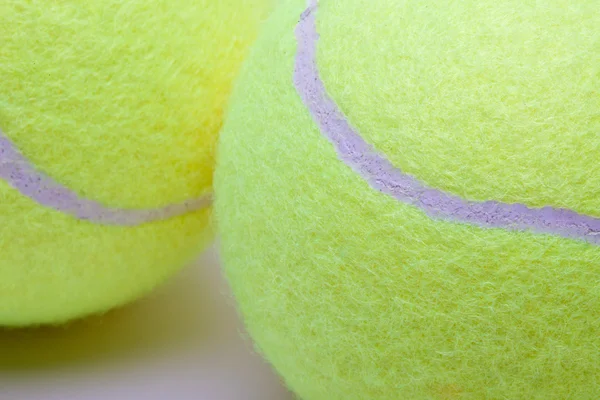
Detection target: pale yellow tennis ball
<box><xmin>0</xmin><ymin>0</ymin><xmax>272</xmax><ymax>326</ymax></box>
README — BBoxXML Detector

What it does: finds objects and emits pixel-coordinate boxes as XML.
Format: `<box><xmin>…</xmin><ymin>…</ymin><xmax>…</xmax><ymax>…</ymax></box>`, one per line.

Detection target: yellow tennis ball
<box><xmin>215</xmin><ymin>0</ymin><xmax>600</xmax><ymax>399</ymax></box>
<box><xmin>0</xmin><ymin>0</ymin><xmax>271</xmax><ymax>327</ymax></box>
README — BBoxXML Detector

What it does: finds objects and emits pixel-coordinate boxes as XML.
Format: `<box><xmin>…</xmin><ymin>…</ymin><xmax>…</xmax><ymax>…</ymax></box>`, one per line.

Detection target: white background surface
<box><xmin>0</xmin><ymin>246</ymin><xmax>293</xmax><ymax>400</ymax></box>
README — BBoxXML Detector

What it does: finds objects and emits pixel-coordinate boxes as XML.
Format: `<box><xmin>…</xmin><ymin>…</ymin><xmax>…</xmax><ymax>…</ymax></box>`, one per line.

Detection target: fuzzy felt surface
<box><xmin>0</xmin><ymin>0</ymin><xmax>271</xmax><ymax>326</ymax></box>
<box><xmin>215</xmin><ymin>0</ymin><xmax>600</xmax><ymax>399</ymax></box>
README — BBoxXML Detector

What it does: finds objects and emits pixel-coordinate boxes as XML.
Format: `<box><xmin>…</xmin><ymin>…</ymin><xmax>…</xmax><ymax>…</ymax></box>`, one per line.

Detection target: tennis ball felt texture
<box><xmin>0</xmin><ymin>0</ymin><xmax>271</xmax><ymax>327</ymax></box>
<box><xmin>215</xmin><ymin>0</ymin><xmax>600</xmax><ymax>399</ymax></box>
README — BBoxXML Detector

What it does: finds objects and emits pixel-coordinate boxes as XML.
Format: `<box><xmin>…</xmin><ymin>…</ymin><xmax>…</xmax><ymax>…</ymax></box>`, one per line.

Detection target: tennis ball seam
<box><xmin>294</xmin><ymin>0</ymin><xmax>600</xmax><ymax>245</ymax></box>
<box><xmin>0</xmin><ymin>127</ymin><xmax>212</xmax><ymax>226</ymax></box>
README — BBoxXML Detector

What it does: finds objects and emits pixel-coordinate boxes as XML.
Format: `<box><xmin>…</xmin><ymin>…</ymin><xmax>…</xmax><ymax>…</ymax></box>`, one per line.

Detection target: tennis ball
<box><xmin>0</xmin><ymin>0</ymin><xmax>271</xmax><ymax>327</ymax></box>
<box><xmin>215</xmin><ymin>0</ymin><xmax>600</xmax><ymax>398</ymax></box>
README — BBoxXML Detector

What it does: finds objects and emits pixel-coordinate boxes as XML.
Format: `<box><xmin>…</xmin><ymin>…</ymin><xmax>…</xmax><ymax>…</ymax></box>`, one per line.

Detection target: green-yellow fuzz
<box><xmin>215</xmin><ymin>0</ymin><xmax>600</xmax><ymax>399</ymax></box>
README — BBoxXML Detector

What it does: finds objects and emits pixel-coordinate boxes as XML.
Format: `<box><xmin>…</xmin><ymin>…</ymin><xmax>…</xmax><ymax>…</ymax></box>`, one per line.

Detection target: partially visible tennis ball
<box><xmin>215</xmin><ymin>0</ymin><xmax>600</xmax><ymax>399</ymax></box>
<box><xmin>0</xmin><ymin>0</ymin><xmax>271</xmax><ymax>327</ymax></box>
